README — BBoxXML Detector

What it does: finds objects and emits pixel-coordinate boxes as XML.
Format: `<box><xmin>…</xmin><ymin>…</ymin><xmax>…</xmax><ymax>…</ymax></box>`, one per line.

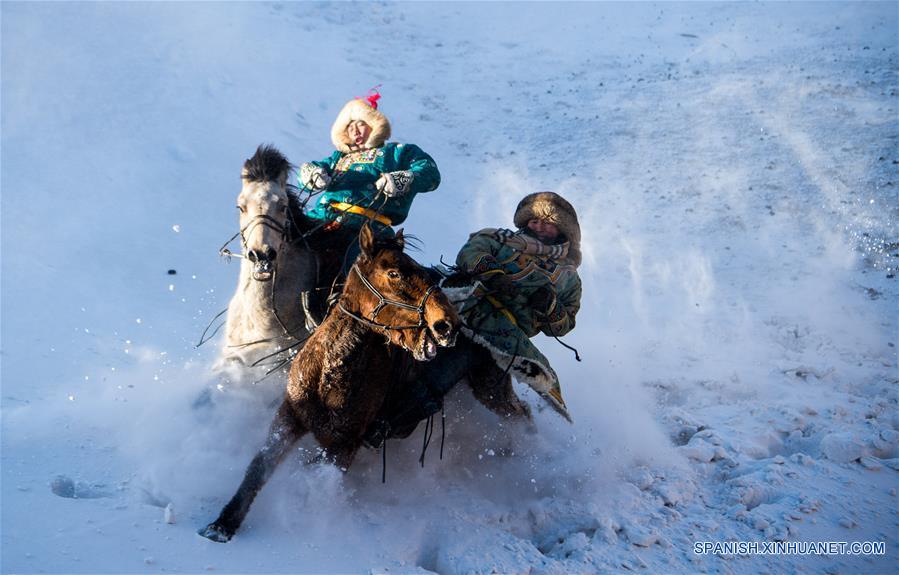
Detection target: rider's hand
<box><xmin>483</xmin><ymin>272</ymin><xmax>516</xmax><ymax>298</ymax></box>
<box><xmin>375</xmin><ymin>170</ymin><xmax>415</xmax><ymax>198</ymax></box>
<box><xmin>527</xmin><ymin>286</ymin><xmax>556</xmax><ymax>316</ymax></box>
<box><xmin>300</xmin><ymin>163</ymin><xmax>331</xmax><ymax>191</ymax></box>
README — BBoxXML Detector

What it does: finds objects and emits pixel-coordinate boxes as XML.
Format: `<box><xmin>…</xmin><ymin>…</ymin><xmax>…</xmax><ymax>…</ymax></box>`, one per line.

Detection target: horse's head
<box><xmin>236</xmin><ymin>145</ymin><xmax>293</xmax><ymax>281</ymax></box>
<box><xmin>345</xmin><ymin>224</ymin><xmax>460</xmax><ymax>361</ymax></box>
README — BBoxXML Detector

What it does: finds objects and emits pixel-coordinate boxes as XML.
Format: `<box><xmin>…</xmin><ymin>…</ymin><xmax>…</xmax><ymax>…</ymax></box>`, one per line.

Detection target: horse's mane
<box><xmin>285</xmin><ymin>186</ymin><xmax>314</xmax><ymax>236</ymax></box>
<box><xmin>375</xmin><ymin>233</ymin><xmax>419</xmax><ymax>253</ymax></box>
<box><xmin>242</xmin><ymin>144</ymin><xmax>293</xmax><ymax>183</ymax></box>
<box><xmin>240</xmin><ymin>144</ymin><xmax>311</xmax><ymax>236</ymax></box>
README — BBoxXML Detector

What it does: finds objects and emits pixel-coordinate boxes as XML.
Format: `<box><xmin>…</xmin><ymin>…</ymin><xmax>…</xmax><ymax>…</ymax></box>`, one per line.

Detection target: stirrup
<box><xmin>300</xmin><ymin>291</ymin><xmax>321</xmax><ymax>333</ymax></box>
<box><xmin>362</xmin><ymin>419</ymin><xmax>391</xmax><ymax>449</ymax></box>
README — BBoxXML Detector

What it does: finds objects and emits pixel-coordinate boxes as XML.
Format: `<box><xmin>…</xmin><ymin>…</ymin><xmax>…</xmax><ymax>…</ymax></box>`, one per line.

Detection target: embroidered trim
<box><xmin>391</xmin><ymin>170</ymin><xmax>414</xmax><ymax>195</ymax></box>
<box><xmin>335</xmin><ymin>148</ymin><xmax>379</xmax><ymax>172</ymax></box>
<box><xmin>471</xmin><ymin>254</ymin><xmax>501</xmax><ymax>275</ymax></box>
<box><xmin>541</xmin><ymin>302</ymin><xmax>568</xmax><ymax>324</ymax></box>
<box><xmin>505</xmin><ymin>259</ymin><xmax>574</xmax><ymax>284</ymax></box>
<box><xmin>461</xmin><ymin>325</ymin><xmax>571</xmax><ymax>422</ymax></box>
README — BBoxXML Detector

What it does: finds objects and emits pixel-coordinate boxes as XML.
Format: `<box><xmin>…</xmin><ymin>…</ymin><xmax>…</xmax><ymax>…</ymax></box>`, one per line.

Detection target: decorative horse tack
<box><xmin>218</xmin><ymin>213</ymin><xmax>293</xmax><ymax>277</ymax></box>
<box><xmin>338</xmin><ymin>263</ymin><xmax>440</xmax><ymax>332</ymax></box>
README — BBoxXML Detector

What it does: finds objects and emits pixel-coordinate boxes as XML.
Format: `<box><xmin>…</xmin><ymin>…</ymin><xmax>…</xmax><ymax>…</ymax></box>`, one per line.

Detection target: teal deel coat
<box><xmin>302</xmin><ymin>143</ymin><xmax>440</xmax><ymax>230</ymax></box>
<box><xmin>448</xmin><ymin>228</ymin><xmax>582</xmax><ymax>421</ymax></box>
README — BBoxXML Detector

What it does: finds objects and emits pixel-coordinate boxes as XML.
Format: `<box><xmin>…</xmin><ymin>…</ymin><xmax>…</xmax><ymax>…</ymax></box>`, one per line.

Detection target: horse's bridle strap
<box><xmin>219</xmin><ymin>214</ymin><xmax>291</xmax><ymax>259</ymax></box>
<box><xmin>338</xmin><ymin>264</ymin><xmax>439</xmax><ymax>332</ymax></box>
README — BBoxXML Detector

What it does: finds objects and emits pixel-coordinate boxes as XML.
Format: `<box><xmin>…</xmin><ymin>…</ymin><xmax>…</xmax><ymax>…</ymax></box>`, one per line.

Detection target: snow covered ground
<box><xmin>2</xmin><ymin>2</ymin><xmax>897</xmax><ymax>573</ymax></box>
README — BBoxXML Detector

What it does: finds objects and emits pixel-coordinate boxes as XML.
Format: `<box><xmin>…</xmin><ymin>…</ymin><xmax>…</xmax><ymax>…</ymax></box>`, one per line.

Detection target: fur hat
<box><xmin>330</xmin><ymin>97</ymin><xmax>392</xmax><ymax>153</ymax></box>
<box><xmin>513</xmin><ymin>191</ymin><xmax>582</xmax><ymax>267</ymax></box>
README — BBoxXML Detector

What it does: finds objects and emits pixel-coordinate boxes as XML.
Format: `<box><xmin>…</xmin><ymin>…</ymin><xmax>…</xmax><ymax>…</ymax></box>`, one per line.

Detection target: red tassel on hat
<box><xmin>359</xmin><ymin>86</ymin><xmax>382</xmax><ymax>109</ymax></box>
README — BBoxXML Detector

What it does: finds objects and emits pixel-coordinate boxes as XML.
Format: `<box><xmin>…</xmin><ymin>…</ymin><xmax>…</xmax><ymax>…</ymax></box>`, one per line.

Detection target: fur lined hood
<box><xmin>330</xmin><ymin>99</ymin><xmax>392</xmax><ymax>153</ymax></box>
<box><xmin>513</xmin><ymin>192</ymin><xmax>582</xmax><ymax>267</ymax></box>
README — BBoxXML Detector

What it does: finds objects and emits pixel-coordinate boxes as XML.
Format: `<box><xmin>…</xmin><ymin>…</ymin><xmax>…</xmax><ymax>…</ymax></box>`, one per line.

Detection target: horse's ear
<box><xmin>394</xmin><ymin>228</ymin><xmax>405</xmax><ymax>250</ymax></box>
<box><xmin>359</xmin><ymin>222</ymin><xmax>376</xmax><ymax>258</ymax></box>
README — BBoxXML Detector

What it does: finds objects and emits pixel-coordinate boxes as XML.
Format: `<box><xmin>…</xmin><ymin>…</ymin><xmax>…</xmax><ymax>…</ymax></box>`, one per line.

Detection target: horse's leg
<box><xmin>363</xmin><ymin>344</ymin><xmax>473</xmax><ymax>445</ymax></box>
<box><xmin>466</xmin><ymin>346</ymin><xmax>532</xmax><ymax>421</ymax></box>
<box><xmin>325</xmin><ymin>442</ymin><xmax>360</xmax><ymax>472</ymax></box>
<box><xmin>199</xmin><ymin>400</ymin><xmax>305</xmax><ymax>542</ymax></box>
<box><xmin>466</xmin><ymin>371</ymin><xmax>533</xmax><ymax>420</ymax></box>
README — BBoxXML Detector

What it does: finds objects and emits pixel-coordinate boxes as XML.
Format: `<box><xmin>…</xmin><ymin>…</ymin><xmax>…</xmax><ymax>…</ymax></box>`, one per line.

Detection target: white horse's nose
<box><xmin>248</xmin><ymin>246</ymin><xmax>277</xmax><ymax>263</ymax></box>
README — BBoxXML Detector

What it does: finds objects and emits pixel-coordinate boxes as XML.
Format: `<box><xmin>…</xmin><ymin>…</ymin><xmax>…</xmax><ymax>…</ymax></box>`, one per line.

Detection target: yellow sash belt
<box><xmin>329</xmin><ymin>202</ymin><xmax>392</xmax><ymax>226</ymax></box>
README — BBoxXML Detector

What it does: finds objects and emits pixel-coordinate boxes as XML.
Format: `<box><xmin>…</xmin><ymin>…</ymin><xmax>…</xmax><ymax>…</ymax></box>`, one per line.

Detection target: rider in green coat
<box><xmin>451</xmin><ymin>191</ymin><xmax>582</xmax><ymax>420</ymax></box>
<box><xmin>363</xmin><ymin>192</ymin><xmax>583</xmax><ymax>446</ymax></box>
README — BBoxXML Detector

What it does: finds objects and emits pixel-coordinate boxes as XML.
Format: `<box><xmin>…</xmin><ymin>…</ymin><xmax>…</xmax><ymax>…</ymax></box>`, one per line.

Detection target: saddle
<box><xmin>299</xmin><ymin>229</ymin><xmax>355</xmax><ymax>332</ymax></box>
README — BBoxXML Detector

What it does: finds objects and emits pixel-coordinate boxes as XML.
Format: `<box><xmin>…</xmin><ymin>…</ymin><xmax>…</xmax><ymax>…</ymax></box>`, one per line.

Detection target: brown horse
<box><xmin>199</xmin><ymin>223</ymin><xmax>460</xmax><ymax>542</ymax></box>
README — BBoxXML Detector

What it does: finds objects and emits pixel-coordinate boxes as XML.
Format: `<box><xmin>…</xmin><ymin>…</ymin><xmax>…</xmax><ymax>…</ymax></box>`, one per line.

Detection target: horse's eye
<box><xmin>387</xmin><ymin>270</ymin><xmax>400</xmax><ymax>280</ymax></box>
<box><xmin>237</xmin><ymin>205</ymin><xmax>246</xmax><ymax>213</ymax></box>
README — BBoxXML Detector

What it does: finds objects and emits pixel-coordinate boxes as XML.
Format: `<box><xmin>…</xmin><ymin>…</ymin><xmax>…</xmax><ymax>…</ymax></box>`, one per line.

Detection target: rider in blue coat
<box><xmin>299</xmin><ymin>92</ymin><xmax>440</xmax><ymax>239</ymax></box>
<box><xmin>297</xmin><ymin>92</ymin><xmax>441</xmax><ymax>324</ymax></box>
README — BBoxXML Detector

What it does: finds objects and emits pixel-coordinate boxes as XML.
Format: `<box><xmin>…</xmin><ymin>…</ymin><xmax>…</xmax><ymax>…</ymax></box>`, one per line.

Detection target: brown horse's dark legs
<box><xmin>327</xmin><ymin>443</ymin><xmax>360</xmax><ymax>471</ymax></box>
<box><xmin>364</xmin><ymin>335</ymin><xmax>533</xmax><ymax>445</ymax></box>
<box><xmin>466</xmin><ymin>347</ymin><xmax>532</xmax><ymax>421</ymax></box>
<box><xmin>199</xmin><ymin>401</ymin><xmax>304</xmax><ymax>542</ymax></box>
<box><xmin>466</xmin><ymin>371</ymin><xmax>532</xmax><ymax>420</ymax></box>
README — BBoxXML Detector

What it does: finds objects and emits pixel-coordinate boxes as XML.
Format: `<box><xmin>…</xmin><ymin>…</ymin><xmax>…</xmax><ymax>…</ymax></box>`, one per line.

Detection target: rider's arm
<box><xmin>392</xmin><ymin>144</ymin><xmax>441</xmax><ymax>194</ymax></box>
<box><xmin>537</xmin><ymin>274</ymin><xmax>581</xmax><ymax>337</ymax></box>
<box><xmin>455</xmin><ymin>231</ymin><xmax>504</xmax><ymax>278</ymax></box>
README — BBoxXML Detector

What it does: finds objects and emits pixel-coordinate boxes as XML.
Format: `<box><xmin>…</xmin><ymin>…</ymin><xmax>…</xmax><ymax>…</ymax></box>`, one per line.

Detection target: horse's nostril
<box><xmin>266</xmin><ymin>248</ymin><xmax>277</xmax><ymax>261</ymax></box>
<box><xmin>247</xmin><ymin>250</ymin><xmax>259</xmax><ymax>263</ymax></box>
<box><xmin>433</xmin><ymin>320</ymin><xmax>451</xmax><ymax>337</ymax></box>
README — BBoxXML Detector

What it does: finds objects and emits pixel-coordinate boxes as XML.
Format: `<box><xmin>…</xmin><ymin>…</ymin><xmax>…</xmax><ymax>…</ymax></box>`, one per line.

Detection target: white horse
<box><xmin>216</xmin><ymin>145</ymin><xmax>318</xmax><ymax>371</ymax></box>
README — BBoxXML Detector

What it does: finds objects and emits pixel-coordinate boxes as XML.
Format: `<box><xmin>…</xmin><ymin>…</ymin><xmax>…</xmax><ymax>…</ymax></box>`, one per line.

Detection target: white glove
<box><xmin>299</xmin><ymin>163</ymin><xmax>331</xmax><ymax>191</ymax></box>
<box><xmin>375</xmin><ymin>170</ymin><xmax>415</xmax><ymax>198</ymax></box>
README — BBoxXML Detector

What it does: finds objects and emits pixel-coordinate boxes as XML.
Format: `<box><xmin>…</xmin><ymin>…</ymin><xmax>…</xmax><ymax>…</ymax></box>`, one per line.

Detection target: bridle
<box><xmin>216</xmin><ymin>198</ymin><xmax>307</xmax><ymax>344</ymax></box>
<box><xmin>338</xmin><ymin>263</ymin><xmax>440</xmax><ymax>333</ymax></box>
<box><xmin>219</xmin><ymin>213</ymin><xmax>294</xmax><ymax>262</ymax></box>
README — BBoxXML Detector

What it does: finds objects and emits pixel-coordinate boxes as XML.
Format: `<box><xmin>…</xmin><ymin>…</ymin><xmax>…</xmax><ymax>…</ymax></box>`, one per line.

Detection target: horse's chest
<box><xmin>316</xmin><ymin>347</ymin><xmax>389</xmax><ymax>412</ymax></box>
<box><xmin>287</xmin><ymin>326</ymin><xmax>392</xmax><ymax>435</ymax></box>
<box><xmin>319</xmin><ymin>360</ymin><xmax>387</xmax><ymax>411</ymax></box>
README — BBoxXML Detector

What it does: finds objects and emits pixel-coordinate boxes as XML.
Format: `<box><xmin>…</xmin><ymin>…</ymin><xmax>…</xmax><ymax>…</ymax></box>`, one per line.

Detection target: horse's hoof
<box><xmin>191</xmin><ymin>388</ymin><xmax>214</xmax><ymax>411</ymax></box>
<box><xmin>198</xmin><ymin>522</ymin><xmax>233</xmax><ymax>543</ymax></box>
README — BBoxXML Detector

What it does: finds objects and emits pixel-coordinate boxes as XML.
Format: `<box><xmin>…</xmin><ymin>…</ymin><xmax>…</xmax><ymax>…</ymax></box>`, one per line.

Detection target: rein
<box><xmin>337</xmin><ymin>263</ymin><xmax>439</xmax><ymax>333</ymax></box>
